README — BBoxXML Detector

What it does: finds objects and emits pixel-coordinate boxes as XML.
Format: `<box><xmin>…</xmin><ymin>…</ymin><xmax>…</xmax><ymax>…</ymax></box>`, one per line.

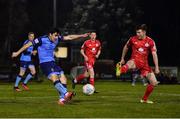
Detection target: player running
<box><xmin>72</xmin><ymin>32</ymin><xmax>101</xmax><ymax>93</ymax></box>
<box><xmin>118</xmin><ymin>24</ymin><xmax>160</xmax><ymax>104</ymax></box>
<box><xmin>12</xmin><ymin>28</ymin><xmax>88</xmax><ymax>105</ymax></box>
<box><xmin>14</xmin><ymin>32</ymin><xmax>37</xmax><ymax>92</ymax></box>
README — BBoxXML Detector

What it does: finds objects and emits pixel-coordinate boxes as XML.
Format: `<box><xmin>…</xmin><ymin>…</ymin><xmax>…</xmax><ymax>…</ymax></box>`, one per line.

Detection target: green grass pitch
<box><xmin>0</xmin><ymin>79</ymin><xmax>180</xmax><ymax>118</ymax></box>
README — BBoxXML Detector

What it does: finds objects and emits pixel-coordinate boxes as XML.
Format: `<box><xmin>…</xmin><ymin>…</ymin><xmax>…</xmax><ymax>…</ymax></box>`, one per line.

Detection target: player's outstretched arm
<box><xmin>63</xmin><ymin>33</ymin><xmax>89</xmax><ymax>40</ymax></box>
<box><xmin>12</xmin><ymin>42</ymin><xmax>33</xmax><ymax>58</ymax></box>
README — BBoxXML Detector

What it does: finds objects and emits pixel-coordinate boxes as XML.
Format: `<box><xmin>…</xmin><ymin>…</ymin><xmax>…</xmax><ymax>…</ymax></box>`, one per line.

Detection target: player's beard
<box><xmin>91</xmin><ymin>37</ymin><xmax>96</xmax><ymax>41</ymax></box>
<box><xmin>138</xmin><ymin>35</ymin><xmax>146</xmax><ymax>40</ymax></box>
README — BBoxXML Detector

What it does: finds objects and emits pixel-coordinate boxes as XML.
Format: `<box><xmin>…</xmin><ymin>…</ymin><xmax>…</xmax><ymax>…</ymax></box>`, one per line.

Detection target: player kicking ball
<box><xmin>12</xmin><ymin>28</ymin><xmax>88</xmax><ymax>105</ymax></box>
<box><xmin>13</xmin><ymin>32</ymin><xmax>37</xmax><ymax>92</ymax></box>
<box><xmin>72</xmin><ymin>32</ymin><xmax>101</xmax><ymax>93</ymax></box>
<box><xmin>118</xmin><ymin>24</ymin><xmax>160</xmax><ymax>104</ymax></box>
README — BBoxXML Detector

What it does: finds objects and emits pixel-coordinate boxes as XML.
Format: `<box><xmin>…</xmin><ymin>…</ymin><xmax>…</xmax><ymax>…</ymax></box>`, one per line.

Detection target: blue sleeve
<box><xmin>22</xmin><ymin>40</ymin><xmax>32</xmax><ymax>55</ymax></box>
<box><xmin>32</xmin><ymin>38</ymin><xmax>42</xmax><ymax>47</ymax></box>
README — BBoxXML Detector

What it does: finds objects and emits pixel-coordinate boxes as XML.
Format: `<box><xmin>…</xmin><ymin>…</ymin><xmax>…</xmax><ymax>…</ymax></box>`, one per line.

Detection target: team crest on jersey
<box><xmin>34</xmin><ymin>38</ymin><xmax>39</xmax><ymax>44</ymax></box>
<box><xmin>145</xmin><ymin>43</ymin><xmax>149</xmax><ymax>47</ymax></box>
<box><xmin>138</xmin><ymin>48</ymin><xmax>144</xmax><ymax>52</ymax></box>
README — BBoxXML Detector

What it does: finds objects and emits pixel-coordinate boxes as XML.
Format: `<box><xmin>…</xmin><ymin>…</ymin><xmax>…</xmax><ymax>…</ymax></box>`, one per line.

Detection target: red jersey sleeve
<box><xmin>81</xmin><ymin>41</ymin><xmax>87</xmax><ymax>50</ymax></box>
<box><xmin>149</xmin><ymin>39</ymin><xmax>157</xmax><ymax>52</ymax></box>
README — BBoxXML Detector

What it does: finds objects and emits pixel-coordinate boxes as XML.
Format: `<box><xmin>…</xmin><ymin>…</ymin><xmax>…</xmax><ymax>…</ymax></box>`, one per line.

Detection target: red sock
<box><xmin>120</xmin><ymin>64</ymin><xmax>129</xmax><ymax>73</ymax></box>
<box><xmin>89</xmin><ymin>78</ymin><xmax>94</xmax><ymax>86</ymax></box>
<box><xmin>76</xmin><ymin>74</ymin><xmax>86</xmax><ymax>82</ymax></box>
<box><xmin>142</xmin><ymin>84</ymin><xmax>154</xmax><ymax>101</ymax></box>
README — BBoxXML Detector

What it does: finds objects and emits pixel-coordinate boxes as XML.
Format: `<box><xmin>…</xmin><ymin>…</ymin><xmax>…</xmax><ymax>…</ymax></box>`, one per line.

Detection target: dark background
<box><xmin>0</xmin><ymin>0</ymin><xmax>179</xmax><ymax>66</ymax></box>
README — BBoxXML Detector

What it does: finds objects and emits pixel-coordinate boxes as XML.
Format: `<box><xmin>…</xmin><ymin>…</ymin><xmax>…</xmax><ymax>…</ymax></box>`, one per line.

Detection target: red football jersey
<box><xmin>127</xmin><ymin>36</ymin><xmax>157</xmax><ymax>64</ymax></box>
<box><xmin>81</xmin><ymin>39</ymin><xmax>101</xmax><ymax>59</ymax></box>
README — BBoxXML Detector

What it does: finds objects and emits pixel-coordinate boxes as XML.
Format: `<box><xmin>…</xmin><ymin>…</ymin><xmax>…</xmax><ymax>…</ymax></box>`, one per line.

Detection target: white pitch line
<box><xmin>0</xmin><ymin>92</ymin><xmax>180</xmax><ymax>100</ymax></box>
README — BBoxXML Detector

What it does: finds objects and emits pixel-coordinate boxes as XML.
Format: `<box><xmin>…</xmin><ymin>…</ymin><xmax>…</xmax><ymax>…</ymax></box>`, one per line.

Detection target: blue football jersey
<box><xmin>32</xmin><ymin>35</ymin><xmax>63</xmax><ymax>63</ymax></box>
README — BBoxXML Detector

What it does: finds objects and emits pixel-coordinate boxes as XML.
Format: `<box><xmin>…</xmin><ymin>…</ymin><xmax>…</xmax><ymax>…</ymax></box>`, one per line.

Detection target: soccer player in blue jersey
<box><xmin>14</xmin><ymin>32</ymin><xmax>37</xmax><ymax>92</ymax></box>
<box><xmin>12</xmin><ymin>28</ymin><xmax>88</xmax><ymax>105</ymax></box>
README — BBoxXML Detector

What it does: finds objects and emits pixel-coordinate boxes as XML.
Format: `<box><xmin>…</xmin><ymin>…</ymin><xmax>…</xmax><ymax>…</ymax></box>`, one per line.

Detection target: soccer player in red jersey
<box><xmin>119</xmin><ymin>24</ymin><xmax>160</xmax><ymax>103</ymax></box>
<box><xmin>72</xmin><ymin>32</ymin><xmax>101</xmax><ymax>92</ymax></box>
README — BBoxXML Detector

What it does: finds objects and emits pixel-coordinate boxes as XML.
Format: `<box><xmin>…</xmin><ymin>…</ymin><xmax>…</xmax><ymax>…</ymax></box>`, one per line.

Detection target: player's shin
<box><xmin>53</xmin><ymin>80</ymin><xmax>67</xmax><ymax>99</ymax></box>
<box><xmin>76</xmin><ymin>74</ymin><xmax>86</xmax><ymax>82</ymax></box>
<box><xmin>23</xmin><ymin>73</ymin><xmax>34</xmax><ymax>84</ymax></box>
<box><xmin>142</xmin><ymin>84</ymin><xmax>154</xmax><ymax>101</ymax></box>
<box><xmin>15</xmin><ymin>75</ymin><xmax>22</xmax><ymax>87</ymax></box>
<box><xmin>120</xmin><ymin>64</ymin><xmax>129</xmax><ymax>74</ymax></box>
<box><xmin>59</xmin><ymin>74</ymin><xmax>68</xmax><ymax>88</ymax></box>
<box><xmin>89</xmin><ymin>78</ymin><xmax>94</xmax><ymax>86</ymax></box>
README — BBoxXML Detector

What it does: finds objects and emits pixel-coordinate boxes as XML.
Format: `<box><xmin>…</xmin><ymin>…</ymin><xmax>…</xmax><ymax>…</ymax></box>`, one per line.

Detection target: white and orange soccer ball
<box><xmin>82</xmin><ymin>84</ymin><xmax>95</xmax><ymax>95</ymax></box>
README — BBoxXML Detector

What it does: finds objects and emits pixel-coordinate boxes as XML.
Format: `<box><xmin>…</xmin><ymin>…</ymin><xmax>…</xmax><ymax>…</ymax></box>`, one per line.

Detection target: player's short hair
<box><xmin>28</xmin><ymin>32</ymin><xmax>34</xmax><ymax>35</ymax></box>
<box><xmin>136</xmin><ymin>24</ymin><xmax>147</xmax><ymax>31</ymax></box>
<box><xmin>49</xmin><ymin>28</ymin><xmax>60</xmax><ymax>34</ymax></box>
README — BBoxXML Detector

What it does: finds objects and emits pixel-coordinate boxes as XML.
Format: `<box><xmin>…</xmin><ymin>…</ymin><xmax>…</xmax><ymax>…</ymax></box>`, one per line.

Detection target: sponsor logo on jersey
<box><xmin>138</xmin><ymin>48</ymin><xmax>144</xmax><ymax>52</ymax></box>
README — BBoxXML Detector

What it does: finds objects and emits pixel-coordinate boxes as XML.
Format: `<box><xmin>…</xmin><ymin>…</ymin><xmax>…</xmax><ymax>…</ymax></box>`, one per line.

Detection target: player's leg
<box><xmin>59</xmin><ymin>73</ymin><xmax>67</xmax><ymax>88</ymax></box>
<box><xmin>49</xmin><ymin>74</ymin><xmax>67</xmax><ymax>105</ymax></box>
<box><xmin>120</xmin><ymin>59</ymin><xmax>136</xmax><ymax>75</ymax></box>
<box><xmin>14</xmin><ymin>67</ymin><xmax>26</xmax><ymax>91</ymax></box>
<box><xmin>87</xmin><ymin>67</ymin><xmax>99</xmax><ymax>93</ymax></box>
<box><xmin>72</xmin><ymin>65</ymin><xmax>89</xmax><ymax>89</ymax></box>
<box><xmin>51</xmin><ymin>62</ymin><xmax>74</xmax><ymax>104</ymax></box>
<box><xmin>40</xmin><ymin>61</ymin><xmax>69</xmax><ymax>105</ymax></box>
<box><xmin>59</xmin><ymin>73</ymin><xmax>75</xmax><ymax>102</ymax></box>
<box><xmin>87</xmin><ymin>67</ymin><xmax>95</xmax><ymax>86</ymax></box>
<box><xmin>22</xmin><ymin>64</ymin><xmax>36</xmax><ymax>90</ymax></box>
<box><xmin>75</xmin><ymin>70</ymin><xmax>89</xmax><ymax>83</ymax></box>
<box><xmin>141</xmin><ymin>67</ymin><xmax>158</xmax><ymax>104</ymax></box>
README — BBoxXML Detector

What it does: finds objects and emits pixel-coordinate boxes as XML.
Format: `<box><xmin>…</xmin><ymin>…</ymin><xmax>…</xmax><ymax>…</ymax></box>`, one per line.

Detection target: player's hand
<box><xmin>81</xmin><ymin>33</ymin><xmax>89</xmax><ymax>38</ymax></box>
<box><xmin>155</xmin><ymin>67</ymin><xmax>160</xmax><ymax>74</ymax></box>
<box><xmin>12</xmin><ymin>52</ymin><xmax>19</xmax><ymax>58</ymax></box>
<box><xmin>84</xmin><ymin>56</ymin><xmax>89</xmax><ymax>61</ymax></box>
<box><xmin>119</xmin><ymin>59</ymin><xmax>125</xmax><ymax>65</ymax></box>
<box><xmin>95</xmin><ymin>55</ymin><xmax>99</xmax><ymax>59</ymax></box>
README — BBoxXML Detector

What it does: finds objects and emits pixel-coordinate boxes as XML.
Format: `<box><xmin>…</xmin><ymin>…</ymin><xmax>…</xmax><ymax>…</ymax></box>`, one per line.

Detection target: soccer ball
<box><xmin>82</xmin><ymin>84</ymin><xmax>95</xmax><ymax>95</ymax></box>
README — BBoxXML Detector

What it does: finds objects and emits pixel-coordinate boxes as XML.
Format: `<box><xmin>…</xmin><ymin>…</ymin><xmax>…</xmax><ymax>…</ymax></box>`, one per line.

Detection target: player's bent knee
<box><xmin>89</xmin><ymin>72</ymin><xmax>94</xmax><ymax>77</ymax></box>
<box><xmin>19</xmin><ymin>72</ymin><xmax>25</xmax><ymax>76</ymax></box>
<box><xmin>31</xmin><ymin>71</ymin><xmax>36</xmax><ymax>75</ymax></box>
<box><xmin>85</xmin><ymin>73</ymin><xmax>90</xmax><ymax>77</ymax></box>
<box><xmin>50</xmin><ymin>74</ymin><xmax>59</xmax><ymax>82</ymax></box>
<box><xmin>59</xmin><ymin>74</ymin><xmax>67</xmax><ymax>84</ymax></box>
<box><xmin>153</xmin><ymin>81</ymin><xmax>159</xmax><ymax>86</ymax></box>
<box><xmin>149</xmin><ymin>79</ymin><xmax>158</xmax><ymax>86</ymax></box>
<box><xmin>84</xmin><ymin>71</ymin><xmax>89</xmax><ymax>77</ymax></box>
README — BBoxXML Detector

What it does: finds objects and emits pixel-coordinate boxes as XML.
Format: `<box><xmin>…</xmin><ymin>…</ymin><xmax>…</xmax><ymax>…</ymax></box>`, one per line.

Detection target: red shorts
<box><xmin>132</xmin><ymin>59</ymin><xmax>152</xmax><ymax>77</ymax></box>
<box><xmin>85</xmin><ymin>58</ymin><xmax>95</xmax><ymax>69</ymax></box>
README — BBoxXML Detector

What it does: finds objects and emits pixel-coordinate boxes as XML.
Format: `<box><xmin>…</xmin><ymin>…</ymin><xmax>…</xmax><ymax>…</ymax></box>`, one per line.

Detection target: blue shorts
<box><xmin>20</xmin><ymin>61</ymin><xmax>34</xmax><ymax>70</ymax></box>
<box><xmin>40</xmin><ymin>61</ymin><xmax>64</xmax><ymax>79</ymax></box>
